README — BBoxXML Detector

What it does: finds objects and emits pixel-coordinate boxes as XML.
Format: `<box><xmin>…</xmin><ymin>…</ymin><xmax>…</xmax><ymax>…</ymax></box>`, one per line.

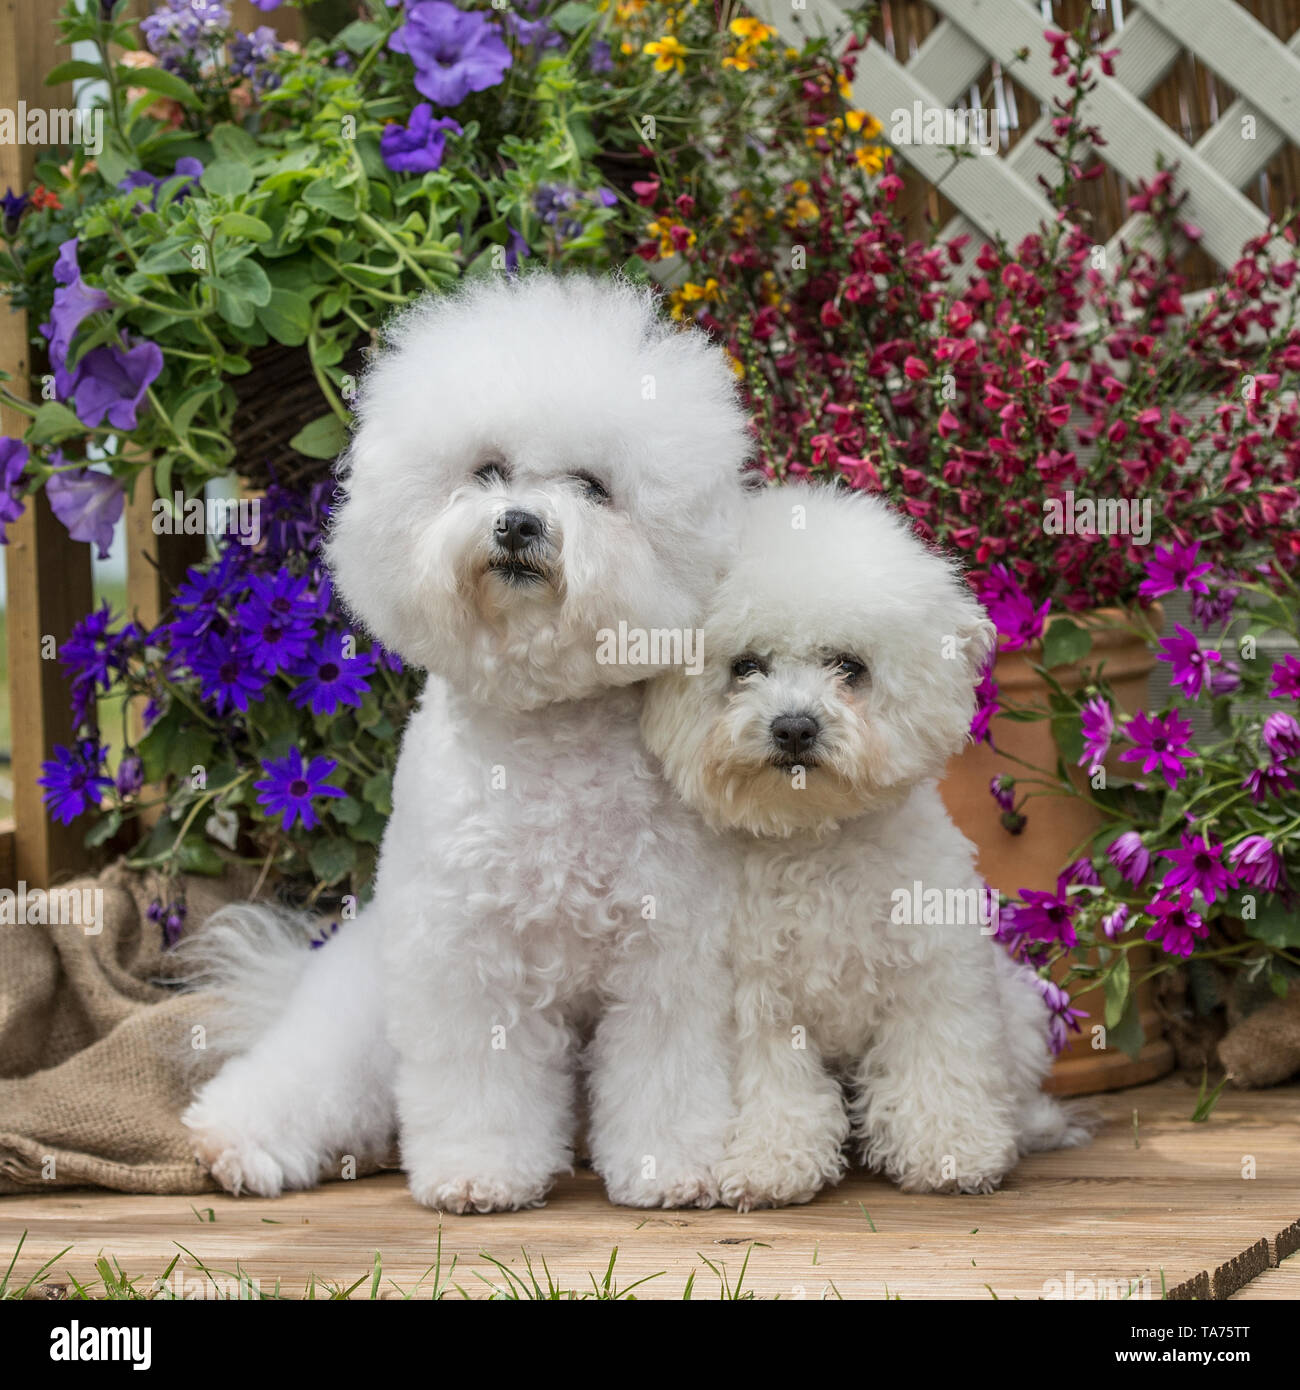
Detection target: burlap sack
<box><xmin>0</xmin><ymin>859</ymin><xmax>257</xmax><ymax>1194</ymax></box>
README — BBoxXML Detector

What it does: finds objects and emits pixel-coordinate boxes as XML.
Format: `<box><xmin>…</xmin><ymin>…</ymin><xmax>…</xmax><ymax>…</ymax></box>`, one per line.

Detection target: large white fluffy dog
<box><xmin>183</xmin><ymin>274</ymin><xmax>750</xmax><ymax>1211</ymax></box>
<box><xmin>642</xmin><ymin>485</ymin><xmax>1089</xmax><ymax>1209</ymax></box>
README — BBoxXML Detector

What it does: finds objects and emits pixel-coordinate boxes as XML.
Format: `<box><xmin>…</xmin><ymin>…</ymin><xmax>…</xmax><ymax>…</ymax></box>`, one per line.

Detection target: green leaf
<box><xmin>201</xmin><ymin>159</ymin><xmax>255</xmax><ymax>198</ymax></box>
<box><xmin>255</xmin><ymin>287</ymin><xmax>312</xmax><ymax>346</ymax></box>
<box><xmin>303</xmin><ymin>177</ymin><xmax>358</xmax><ymax>222</ymax></box>
<box><xmin>46</xmin><ymin>59</ymin><xmax>109</xmax><ymax>84</ymax></box>
<box><xmin>335</xmin><ymin>19</ymin><xmax>383</xmax><ymax>53</ymax></box>
<box><xmin>289</xmin><ymin>413</ymin><xmax>350</xmax><ymax>460</ymax></box>
<box><xmin>135</xmin><ymin>241</ymin><xmax>195</xmax><ymax>276</ymax></box>
<box><xmin>1108</xmin><ymin>988</ymin><xmax>1145</xmax><ymax>1061</ymax></box>
<box><xmin>177</xmin><ymin>835</ymin><xmax>225</xmax><ymax>877</ymax></box>
<box><xmin>27</xmin><ymin>401</ymin><xmax>85</xmax><ymax>445</ymax></box>
<box><xmin>1041</xmin><ymin>618</ymin><xmax>1092</xmax><ymax>669</ymax></box>
<box><xmin>120</xmin><ymin>63</ymin><xmax>200</xmax><ymax>108</ymax></box>
<box><xmin>362</xmin><ymin>770</ymin><xmax>393</xmax><ymax>817</ymax></box>
<box><xmin>85</xmin><ymin>809</ymin><xmax>123</xmax><ymax>848</ymax></box>
<box><xmin>209</xmin><ymin>122</ymin><xmax>260</xmax><ymax>164</ymax></box>
<box><xmin>308</xmin><ymin>836</ymin><xmax>357</xmax><ymax>886</ymax></box>
<box><xmin>1103</xmin><ymin>954</ymin><xmax>1131</xmax><ymax>1030</ymax></box>
<box><xmin>170</xmin><ymin>379</ymin><xmax>224</xmax><ymax>437</ymax></box>
<box><xmin>1244</xmin><ymin>895</ymin><xmax>1300</xmax><ymax>949</ymax></box>
<box><xmin>218</xmin><ymin>212</ymin><xmax>273</xmax><ymax>243</ymax></box>
<box><xmin>551</xmin><ymin>2</ymin><xmax>597</xmax><ymax>34</ymax></box>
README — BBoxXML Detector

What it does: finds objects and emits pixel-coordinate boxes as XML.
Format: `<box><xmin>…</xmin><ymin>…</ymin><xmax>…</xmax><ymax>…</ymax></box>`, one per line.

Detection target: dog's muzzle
<box><xmin>768</xmin><ymin>712</ymin><xmax>822</xmax><ymax>769</ymax></box>
<box><xmin>487</xmin><ymin>508</ymin><xmax>550</xmax><ymax>585</ymax></box>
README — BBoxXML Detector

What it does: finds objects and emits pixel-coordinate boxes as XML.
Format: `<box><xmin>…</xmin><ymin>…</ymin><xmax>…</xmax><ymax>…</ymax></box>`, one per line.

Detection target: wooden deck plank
<box><xmin>2</xmin><ymin>1077</ymin><xmax>1296</xmax><ymax>1299</ymax></box>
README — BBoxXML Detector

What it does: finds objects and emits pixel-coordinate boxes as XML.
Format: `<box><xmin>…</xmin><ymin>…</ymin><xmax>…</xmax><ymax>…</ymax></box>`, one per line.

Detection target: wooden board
<box><xmin>2</xmin><ymin>1077</ymin><xmax>1297</xmax><ymax>1300</ymax></box>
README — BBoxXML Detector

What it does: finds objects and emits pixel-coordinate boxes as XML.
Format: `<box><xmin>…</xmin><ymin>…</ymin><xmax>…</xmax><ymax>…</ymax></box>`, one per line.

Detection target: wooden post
<box><xmin>1</xmin><ymin>0</ymin><xmax>93</xmax><ymax>889</ymax></box>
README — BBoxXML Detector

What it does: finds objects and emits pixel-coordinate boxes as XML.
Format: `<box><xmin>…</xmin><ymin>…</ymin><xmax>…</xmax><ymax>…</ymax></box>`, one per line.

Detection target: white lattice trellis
<box><xmin>747</xmin><ymin>0</ymin><xmax>1300</xmax><ymax>270</ymax></box>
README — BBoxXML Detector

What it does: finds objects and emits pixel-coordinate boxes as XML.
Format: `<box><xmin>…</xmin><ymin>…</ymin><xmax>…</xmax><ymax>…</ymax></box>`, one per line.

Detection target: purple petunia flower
<box><xmin>1099</xmin><ymin>902</ymin><xmax>1129</xmax><ymax>941</ymax></box>
<box><xmin>589</xmin><ymin>39</ymin><xmax>614</xmax><ymax>74</ymax></box>
<box><xmin>1138</xmin><ymin>540</ymin><xmax>1212</xmax><ymax>601</ymax></box>
<box><xmin>1</xmin><ymin>186</ymin><xmax>29</xmax><ymax>235</ymax></box>
<box><xmin>978</xmin><ymin>563</ymin><xmax>1049</xmax><ymax>651</ymax></box>
<box><xmin>1118</xmin><ymin>709</ymin><xmax>1194</xmax><ymax>789</ymax></box>
<box><xmin>40</xmin><ymin>237</ymin><xmax>112</xmax><ymax>395</ymax></box>
<box><xmin>1270</xmin><ymin>654</ymin><xmax>1300</xmax><ymax>701</ymax></box>
<box><xmin>1262</xmin><ymin>711</ymin><xmax>1300</xmax><ymax>762</ymax></box>
<box><xmin>70</xmin><ymin>338</ymin><xmax>164</xmax><ymax>430</ymax></box>
<box><xmin>141</xmin><ymin>0</ymin><xmax>229</xmax><ymax>72</ymax></box>
<box><xmin>1242</xmin><ymin>761</ymin><xmax>1295</xmax><ymax>804</ymax></box>
<box><xmin>46</xmin><ymin>465</ymin><xmax>124</xmax><ymax>559</ymax></box>
<box><xmin>1144</xmin><ymin>891</ymin><xmax>1206</xmax><ymax>958</ymax></box>
<box><xmin>1036</xmin><ymin>977</ymin><xmax>1088</xmax><ymax>1055</ymax></box>
<box><xmin>389</xmin><ymin>1</ymin><xmax>512</xmax><ymax>107</ymax></box>
<box><xmin>1107</xmin><ymin>830</ymin><xmax>1152</xmax><ymax>886</ymax></box>
<box><xmin>248</xmin><ymin>0</ymin><xmax>280</xmax><ymax>11</ymax></box>
<box><xmin>0</xmin><ymin>435</ymin><xmax>28</xmax><ymax>543</ymax></box>
<box><xmin>1227</xmin><ymin>835</ymin><xmax>1284</xmax><ymax>893</ymax></box>
<box><xmin>1158</xmin><ymin>832</ymin><xmax>1238</xmax><ymax>906</ymax></box>
<box><xmin>39</xmin><ymin>739</ymin><xmax>113</xmax><ymax>824</ymax></box>
<box><xmin>506</xmin><ymin>11</ymin><xmax>563</xmax><ymax>52</ymax></box>
<box><xmin>118</xmin><ymin>156</ymin><xmax>203</xmax><ymax>209</ymax></box>
<box><xmin>1078</xmin><ymin>695</ymin><xmax>1113</xmax><ymax>769</ymax></box>
<box><xmin>1002</xmin><ymin>888</ymin><xmax>1077</xmax><ymax>948</ymax></box>
<box><xmin>1156</xmin><ymin>624</ymin><xmax>1220</xmax><ymax>701</ymax></box>
<box><xmin>380</xmin><ymin>104</ymin><xmax>462</xmax><ymax>174</ymax></box>
<box><xmin>504</xmin><ymin>223</ymin><xmax>530</xmax><ymax>273</ymax></box>
<box><xmin>255</xmin><ymin>746</ymin><xmax>346</xmax><ymax>831</ymax></box>
<box><xmin>290</xmin><ymin>630</ymin><xmax>376</xmax><ymax>715</ymax></box>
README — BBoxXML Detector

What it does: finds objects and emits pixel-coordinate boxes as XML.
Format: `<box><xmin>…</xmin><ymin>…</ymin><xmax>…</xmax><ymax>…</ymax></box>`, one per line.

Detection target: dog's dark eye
<box><xmin>570</xmin><ymin>471</ymin><xmax>611</xmax><ymax>504</ymax></box>
<box><xmin>731</xmin><ymin>655</ymin><xmax>767</xmax><ymax>680</ymax></box>
<box><xmin>829</xmin><ymin>653</ymin><xmax>868</xmax><ymax>684</ymax></box>
<box><xmin>474</xmin><ymin>460</ymin><xmax>510</xmax><ymax>486</ymax></box>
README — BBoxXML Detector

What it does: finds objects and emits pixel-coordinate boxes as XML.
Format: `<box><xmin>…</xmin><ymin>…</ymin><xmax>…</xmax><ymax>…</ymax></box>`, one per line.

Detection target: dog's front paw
<box><xmin>884</xmin><ymin>1136</ymin><xmax>1018</xmax><ymax>1195</ymax></box>
<box><xmin>184</xmin><ymin>1105</ymin><xmax>289</xmax><ymax>1197</ymax></box>
<box><xmin>602</xmin><ymin>1163</ymin><xmax>719</xmax><ymax>1210</ymax></box>
<box><xmin>407</xmin><ymin>1168</ymin><xmax>553</xmax><ymax>1214</ymax></box>
<box><xmin>716</xmin><ymin>1148</ymin><xmax>841</xmax><ymax>1212</ymax></box>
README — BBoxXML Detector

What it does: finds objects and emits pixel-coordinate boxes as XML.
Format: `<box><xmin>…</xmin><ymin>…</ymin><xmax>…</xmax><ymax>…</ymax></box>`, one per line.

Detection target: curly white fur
<box><xmin>183</xmin><ymin>273</ymin><xmax>750</xmax><ymax>1210</ymax></box>
<box><xmin>642</xmin><ymin>485</ymin><xmax>1091</xmax><ymax>1209</ymax></box>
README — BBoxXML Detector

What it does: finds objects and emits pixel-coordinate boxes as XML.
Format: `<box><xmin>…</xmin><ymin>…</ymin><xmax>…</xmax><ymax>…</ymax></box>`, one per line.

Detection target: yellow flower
<box><xmin>854</xmin><ymin>146</ymin><xmax>885</xmax><ymax>174</ymax></box>
<box><xmin>787</xmin><ymin>195</ymin><xmax>820</xmax><ymax>225</ymax></box>
<box><xmin>722</xmin><ymin>45</ymin><xmax>757</xmax><ymax>71</ymax></box>
<box><xmin>725</xmin><ymin>350</ymin><xmax>744</xmax><ymax>379</ymax></box>
<box><xmin>790</xmin><ymin>179</ymin><xmax>809</xmax><ymax>196</ymax></box>
<box><xmin>837</xmin><ymin>71</ymin><xmax>853</xmax><ymax>100</ymax></box>
<box><xmin>804</xmin><ymin>124</ymin><xmax>828</xmax><ymax>147</ymax></box>
<box><xmin>729</xmin><ymin>17</ymin><xmax>775</xmax><ymax>43</ymax></box>
<box><xmin>644</xmin><ymin>35</ymin><xmax>687</xmax><ymax>74</ymax></box>
<box><xmin>846</xmin><ymin>109</ymin><xmax>882</xmax><ymax>137</ymax></box>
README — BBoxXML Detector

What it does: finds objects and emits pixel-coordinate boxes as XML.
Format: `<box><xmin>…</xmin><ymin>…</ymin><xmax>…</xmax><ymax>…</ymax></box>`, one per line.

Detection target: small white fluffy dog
<box><xmin>184</xmin><ymin>274</ymin><xmax>750</xmax><ymax>1211</ymax></box>
<box><xmin>642</xmin><ymin>485</ymin><xmax>1089</xmax><ymax>1209</ymax></box>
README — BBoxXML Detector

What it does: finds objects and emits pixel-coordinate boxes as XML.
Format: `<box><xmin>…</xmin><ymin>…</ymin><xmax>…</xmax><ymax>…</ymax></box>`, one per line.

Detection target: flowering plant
<box><xmin>0</xmin><ymin>0</ymin><xmax>626</xmax><ymax>538</ymax></box>
<box><xmin>985</xmin><ymin>548</ymin><xmax>1300</xmax><ymax>1057</ymax></box>
<box><xmin>637</xmin><ymin>19</ymin><xmax>1300</xmax><ymax>610</ymax></box>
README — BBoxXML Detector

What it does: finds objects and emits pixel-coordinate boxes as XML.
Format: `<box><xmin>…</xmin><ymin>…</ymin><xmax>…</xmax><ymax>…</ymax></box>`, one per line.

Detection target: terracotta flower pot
<box><xmin>939</xmin><ymin>608</ymin><xmax>1175</xmax><ymax>1096</ymax></box>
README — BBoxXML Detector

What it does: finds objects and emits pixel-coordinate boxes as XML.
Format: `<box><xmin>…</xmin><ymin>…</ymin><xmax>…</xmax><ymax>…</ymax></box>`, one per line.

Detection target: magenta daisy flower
<box><xmin>1078</xmin><ymin>696</ymin><xmax>1113</xmax><ymax>768</ymax></box>
<box><xmin>1003</xmin><ymin>888</ymin><xmax>1077</xmax><ymax>948</ymax></box>
<box><xmin>970</xmin><ymin>654</ymin><xmax>999</xmax><ymax>744</ymax></box>
<box><xmin>255</xmin><ymin>746</ymin><xmax>346</xmax><ymax>831</ymax></box>
<box><xmin>290</xmin><ymin>631</ymin><xmax>376</xmax><ymax>716</ymax></box>
<box><xmin>1036</xmin><ymin>978</ymin><xmax>1088</xmax><ymax>1054</ymax></box>
<box><xmin>1107</xmin><ymin>830</ymin><xmax>1151</xmax><ymax>885</ymax></box>
<box><xmin>1156</xmin><ymin>625</ymin><xmax>1220</xmax><ymax>700</ymax></box>
<box><xmin>1158</xmin><ymin>833</ymin><xmax>1239</xmax><ymax>906</ymax></box>
<box><xmin>1269</xmin><ymin>654</ymin><xmax>1300</xmax><ymax>700</ymax></box>
<box><xmin>1138</xmin><ymin>540</ymin><xmax>1212</xmax><ymax>600</ymax></box>
<box><xmin>1242</xmin><ymin>762</ymin><xmax>1295</xmax><ymax>804</ymax></box>
<box><xmin>1099</xmin><ymin>902</ymin><xmax>1129</xmax><ymax>940</ymax></box>
<box><xmin>1144</xmin><ymin>892</ymin><xmax>1207</xmax><ymax>958</ymax></box>
<box><xmin>978</xmin><ymin>563</ymin><xmax>1049</xmax><ymax>651</ymax></box>
<box><xmin>1262</xmin><ymin>711</ymin><xmax>1300</xmax><ymax>762</ymax></box>
<box><xmin>1118</xmin><ymin>709</ymin><xmax>1194</xmax><ymax>788</ymax></box>
<box><xmin>1227</xmin><ymin>836</ymin><xmax>1283</xmax><ymax>892</ymax></box>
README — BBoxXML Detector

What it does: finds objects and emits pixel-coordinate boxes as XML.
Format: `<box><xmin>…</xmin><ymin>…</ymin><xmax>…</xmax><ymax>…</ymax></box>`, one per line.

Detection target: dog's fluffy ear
<box><xmin>641</xmin><ymin>669</ymin><xmax>713</xmax><ymax>813</ymax></box>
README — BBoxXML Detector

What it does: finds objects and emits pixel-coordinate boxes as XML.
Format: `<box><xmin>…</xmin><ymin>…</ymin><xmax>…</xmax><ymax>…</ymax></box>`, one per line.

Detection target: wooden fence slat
<box><xmin>1139</xmin><ymin>0</ymin><xmax>1300</xmax><ymax>144</ymax></box>
<box><xmin>1</xmin><ymin>0</ymin><xmax>94</xmax><ymax>890</ymax></box>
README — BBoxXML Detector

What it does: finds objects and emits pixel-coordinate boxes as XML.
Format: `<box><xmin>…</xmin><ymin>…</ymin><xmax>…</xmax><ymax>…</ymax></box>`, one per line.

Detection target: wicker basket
<box><xmin>229</xmin><ymin>343</ymin><xmax>367</xmax><ymax>490</ymax></box>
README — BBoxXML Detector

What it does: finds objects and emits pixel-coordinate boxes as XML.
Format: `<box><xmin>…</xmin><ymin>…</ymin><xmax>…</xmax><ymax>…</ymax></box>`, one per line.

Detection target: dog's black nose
<box><xmin>494</xmin><ymin>508</ymin><xmax>544</xmax><ymax>553</ymax></box>
<box><xmin>771</xmin><ymin>714</ymin><xmax>820</xmax><ymax>758</ymax></box>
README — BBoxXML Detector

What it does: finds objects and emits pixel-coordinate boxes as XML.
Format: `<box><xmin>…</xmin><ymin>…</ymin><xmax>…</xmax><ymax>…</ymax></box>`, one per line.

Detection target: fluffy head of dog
<box><xmin>325</xmin><ymin>274</ymin><xmax>750</xmax><ymax>710</ymax></box>
<box><xmin>642</xmin><ymin>486</ymin><xmax>996</xmax><ymax>837</ymax></box>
